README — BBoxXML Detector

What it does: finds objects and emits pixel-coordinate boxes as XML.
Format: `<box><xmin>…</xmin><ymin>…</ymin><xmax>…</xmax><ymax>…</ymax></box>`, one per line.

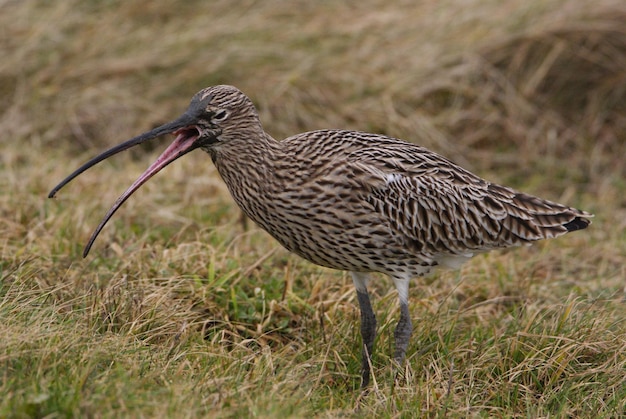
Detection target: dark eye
<box><xmin>213</xmin><ymin>110</ymin><xmax>228</xmax><ymax>122</ymax></box>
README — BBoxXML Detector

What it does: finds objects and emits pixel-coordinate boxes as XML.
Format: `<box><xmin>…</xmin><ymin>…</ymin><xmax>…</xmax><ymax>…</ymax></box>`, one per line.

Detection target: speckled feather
<box><xmin>202</xmin><ymin>86</ymin><xmax>591</xmax><ymax>279</ymax></box>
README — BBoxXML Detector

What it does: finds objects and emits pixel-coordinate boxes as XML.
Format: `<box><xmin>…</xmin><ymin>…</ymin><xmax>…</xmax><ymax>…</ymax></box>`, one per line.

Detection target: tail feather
<box><xmin>563</xmin><ymin>216</ymin><xmax>592</xmax><ymax>232</ymax></box>
<box><xmin>504</xmin><ymin>190</ymin><xmax>593</xmax><ymax>242</ymax></box>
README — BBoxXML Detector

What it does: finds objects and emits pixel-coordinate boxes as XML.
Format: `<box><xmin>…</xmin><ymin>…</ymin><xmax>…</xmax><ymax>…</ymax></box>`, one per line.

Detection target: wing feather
<box><xmin>344</xmin><ymin>142</ymin><xmax>591</xmax><ymax>256</ymax></box>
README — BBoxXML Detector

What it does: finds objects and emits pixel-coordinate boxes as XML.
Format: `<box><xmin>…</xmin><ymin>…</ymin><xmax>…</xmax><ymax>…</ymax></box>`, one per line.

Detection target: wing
<box><xmin>345</xmin><ymin>141</ymin><xmax>591</xmax><ymax>257</ymax></box>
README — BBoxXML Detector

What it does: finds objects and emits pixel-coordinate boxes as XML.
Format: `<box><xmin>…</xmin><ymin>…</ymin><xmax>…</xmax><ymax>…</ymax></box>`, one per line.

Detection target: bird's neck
<box><xmin>208</xmin><ymin>132</ymin><xmax>283</xmax><ymax>220</ymax></box>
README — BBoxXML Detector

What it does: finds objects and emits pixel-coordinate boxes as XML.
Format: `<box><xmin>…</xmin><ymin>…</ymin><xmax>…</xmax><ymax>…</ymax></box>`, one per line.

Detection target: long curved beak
<box><xmin>49</xmin><ymin>111</ymin><xmax>203</xmax><ymax>257</ymax></box>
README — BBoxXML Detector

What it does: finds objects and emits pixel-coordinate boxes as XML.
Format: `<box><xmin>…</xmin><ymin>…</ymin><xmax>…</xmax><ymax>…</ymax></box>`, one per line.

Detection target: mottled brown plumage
<box><xmin>49</xmin><ymin>85</ymin><xmax>592</xmax><ymax>387</ymax></box>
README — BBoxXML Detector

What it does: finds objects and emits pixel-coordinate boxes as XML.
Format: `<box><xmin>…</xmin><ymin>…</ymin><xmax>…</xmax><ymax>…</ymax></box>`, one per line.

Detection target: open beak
<box><xmin>49</xmin><ymin>111</ymin><xmax>204</xmax><ymax>257</ymax></box>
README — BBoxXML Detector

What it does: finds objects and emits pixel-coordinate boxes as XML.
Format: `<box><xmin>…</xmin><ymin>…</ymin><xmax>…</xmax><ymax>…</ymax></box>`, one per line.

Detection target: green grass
<box><xmin>2</xmin><ymin>0</ymin><xmax>626</xmax><ymax>417</ymax></box>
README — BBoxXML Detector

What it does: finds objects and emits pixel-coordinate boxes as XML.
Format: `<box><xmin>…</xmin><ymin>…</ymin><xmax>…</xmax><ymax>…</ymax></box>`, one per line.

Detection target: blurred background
<box><xmin>4</xmin><ymin>0</ymin><xmax>625</xmax><ymax>181</ymax></box>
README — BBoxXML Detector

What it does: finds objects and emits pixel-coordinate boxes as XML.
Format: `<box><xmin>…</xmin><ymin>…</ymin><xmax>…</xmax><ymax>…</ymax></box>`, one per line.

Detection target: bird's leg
<box><xmin>392</xmin><ymin>277</ymin><xmax>412</xmax><ymax>371</ymax></box>
<box><xmin>351</xmin><ymin>272</ymin><xmax>377</xmax><ymax>388</ymax></box>
<box><xmin>394</xmin><ymin>301</ymin><xmax>412</xmax><ymax>365</ymax></box>
<box><xmin>356</xmin><ymin>289</ymin><xmax>376</xmax><ymax>387</ymax></box>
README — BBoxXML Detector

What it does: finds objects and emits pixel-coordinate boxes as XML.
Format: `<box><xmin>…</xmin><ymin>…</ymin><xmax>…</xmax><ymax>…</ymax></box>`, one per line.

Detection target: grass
<box><xmin>2</xmin><ymin>0</ymin><xmax>626</xmax><ymax>417</ymax></box>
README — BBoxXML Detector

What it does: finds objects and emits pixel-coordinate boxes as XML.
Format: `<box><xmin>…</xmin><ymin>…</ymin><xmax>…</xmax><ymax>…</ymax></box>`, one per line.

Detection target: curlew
<box><xmin>49</xmin><ymin>85</ymin><xmax>592</xmax><ymax>387</ymax></box>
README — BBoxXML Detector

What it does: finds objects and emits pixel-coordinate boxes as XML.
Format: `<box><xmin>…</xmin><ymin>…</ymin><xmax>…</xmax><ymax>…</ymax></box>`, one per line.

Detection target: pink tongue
<box><xmin>83</xmin><ymin>131</ymin><xmax>199</xmax><ymax>257</ymax></box>
<box><xmin>131</xmin><ymin>131</ymin><xmax>199</xmax><ymax>188</ymax></box>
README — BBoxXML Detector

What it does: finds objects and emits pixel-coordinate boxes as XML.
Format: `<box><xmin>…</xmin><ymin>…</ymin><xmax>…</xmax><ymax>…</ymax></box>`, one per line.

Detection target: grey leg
<box><xmin>392</xmin><ymin>277</ymin><xmax>412</xmax><ymax>367</ymax></box>
<box><xmin>351</xmin><ymin>272</ymin><xmax>377</xmax><ymax>388</ymax></box>
<box><xmin>393</xmin><ymin>301</ymin><xmax>412</xmax><ymax>365</ymax></box>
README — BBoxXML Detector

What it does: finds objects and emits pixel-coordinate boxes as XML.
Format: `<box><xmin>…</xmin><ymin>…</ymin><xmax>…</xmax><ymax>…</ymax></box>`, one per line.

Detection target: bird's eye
<box><xmin>213</xmin><ymin>110</ymin><xmax>228</xmax><ymax>122</ymax></box>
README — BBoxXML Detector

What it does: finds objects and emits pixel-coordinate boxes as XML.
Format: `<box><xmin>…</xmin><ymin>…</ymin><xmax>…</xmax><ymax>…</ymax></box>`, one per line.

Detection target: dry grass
<box><xmin>2</xmin><ymin>0</ymin><xmax>626</xmax><ymax>417</ymax></box>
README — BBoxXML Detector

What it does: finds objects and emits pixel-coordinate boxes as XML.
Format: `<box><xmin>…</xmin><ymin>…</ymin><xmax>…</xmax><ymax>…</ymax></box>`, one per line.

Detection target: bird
<box><xmin>49</xmin><ymin>85</ymin><xmax>592</xmax><ymax>387</ymax></box>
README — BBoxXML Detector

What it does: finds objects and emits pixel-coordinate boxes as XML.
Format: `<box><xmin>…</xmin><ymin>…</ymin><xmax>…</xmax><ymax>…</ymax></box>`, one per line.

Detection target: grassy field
<box><xmin>2</xmin><ymin>0</ymin><xmax>626</xmax><ymax>417</ymax></box>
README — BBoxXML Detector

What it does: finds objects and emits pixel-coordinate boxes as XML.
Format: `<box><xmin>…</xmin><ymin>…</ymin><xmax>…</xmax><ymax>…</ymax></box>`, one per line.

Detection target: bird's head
<box><xmin>48</xmin><ymin>85</ymin><xmax>259</xmax><ymax>257</ymax></box>
<box><xmin>187</xmin><ymin>84</ymin><xmax>263</xmax><ymax>151</ymax></box>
